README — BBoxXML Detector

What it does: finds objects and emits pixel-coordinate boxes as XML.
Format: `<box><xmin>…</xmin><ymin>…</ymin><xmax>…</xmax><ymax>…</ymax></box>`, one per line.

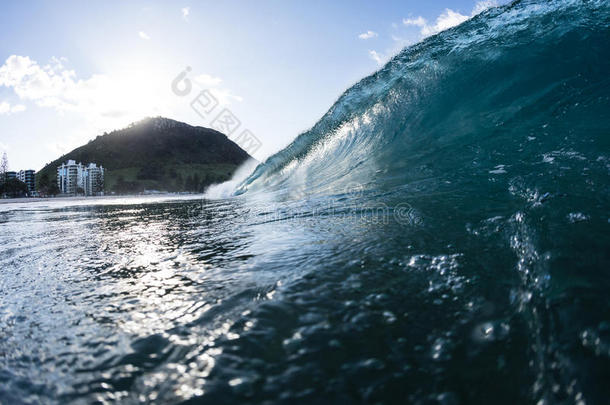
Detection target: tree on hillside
<box><xmin>0</xmin><ymin>178</ymin><xmax>27</xmax><ymax>198</ymax></box>
<box><xmin>47</xmin><ymin>182</ymin><xmax>60</xmax><ymax>196</ymax></box>
<box><xmin>37</xmin><ymin>172</ymin><xmax>50</xmax><ymax>191</ymax></box>
<box><xmin>174</xmin><ymin>173</ymin><xmax>183</xmax><ymax>191</ymax></box>
<box><xmin>185</xmin><ymin>174</ymin><xmax>195</xmax><ymax>191</ymax></box>
<box><xmin>137</xmin><ymin>162</ymin><xmax>164</xmax><ymax>181</ymax></box>
<box><xmin>193</xmin><ymin>173</ymin><xmax>201</xmax><ymax>192</ymax></box>
<box><xmin>37</xmin><ymin>172</ymin><xmax>60</xmax><ymax>196</ymax></box>
<box><xmin>0</xmin><ymin>152</ymin><xmax>8</xmax><ymax>182</ymax></box>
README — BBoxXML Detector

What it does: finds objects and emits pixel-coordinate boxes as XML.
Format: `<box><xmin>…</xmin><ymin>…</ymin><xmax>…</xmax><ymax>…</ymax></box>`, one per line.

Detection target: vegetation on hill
<box><xmin>0</xmin><ymin>178</ymin><xmax>28</xmax><ymax>198</ymax></box>
<box><xmin>36</xmin><ymin>117</ymin><xmax>253</xmax><ymax>194</ymax></box>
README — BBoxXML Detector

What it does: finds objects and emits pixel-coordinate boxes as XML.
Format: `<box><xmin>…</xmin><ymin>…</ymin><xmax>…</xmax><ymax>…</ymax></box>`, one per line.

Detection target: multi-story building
<box><xmin>57</xmin><ymin>160</ymin><xmax>104</xmax><ymax>196</ymax></box>
<box><xmin>57</xmin><ymin>160</ymin><xmax>83</xmax><ymax>195</ymax></box>
<box><xmin>18</xmin><ymin>170</ymin><xmax>36</xmax><ymax>194</ymax></box>
<box><xmin>84</xmin><ymin>163</ymin><xmax>104</xmax><ymax>196</ymax></box>
<box><xmin>5</xmin><ymin>171</ymin><xmax>17</xmax><ymax>181</ymax></box>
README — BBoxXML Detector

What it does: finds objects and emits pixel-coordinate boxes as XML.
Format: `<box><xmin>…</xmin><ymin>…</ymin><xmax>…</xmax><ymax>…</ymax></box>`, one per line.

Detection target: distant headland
<box><xmin>29</xmin><ymin>117</ymin><xmax>254</xmax><ymax>196</ymax></box>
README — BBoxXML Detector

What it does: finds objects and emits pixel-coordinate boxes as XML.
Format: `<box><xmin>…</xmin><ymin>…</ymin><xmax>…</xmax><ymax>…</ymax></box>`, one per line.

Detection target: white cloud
<box><xmin>368</xmin><ymin>50</ymin><xmax>383</xmax><ymax>65</ymax></box>
<box><xmin>193</xmin><ymin>73</ymin><xmax>242</xmax><ymax>105</ymax></box>
<box><xmin>0</xmin><ymin>101</ymin><xmax>26</xmax><ymax>115</ymax></box>
<box><xmin>138</xmin><ymin>31</ymin><xmax>150</xmax><ymax>40</ymax></box>
<box><xmin>0</xmin><ymin>54</ymin><xmax>247</xmax><ymax>163</ymax></box>
<box><xmin>182</xmin><ymin>7</ymin><xmax>190</xmax><ymax>20</ymax></box>
<box><xmin>358</xmin><ymin>30</ymin><xmax>378</xmax><ymax>40</ymax></box>
<box><xmin>0</xmin><ymin>55</ymin><xmax>95</xmax><ymax>111</ymax></box>
<box><xmin>366</xmin><ymin>1</ymin><xmax>501</xmax><ymax>67</ymax></box>
<box><xmin>402</xmin><ymin>16</ymin><xmax>427</xmax><ymax>27</ymax></box>
<box><xmin>0</xmin><ymin>55</ymin><xmax>242</xmax><ymax>127</ymax></box>
<box><xmin>421</xmin><ymin>9</ymin><xmax>469</xmax><ymax>37</ymax></box>
<box><xmin>402</xmin><ymin>1</ymin><xmax>498</xmax><ymax>39</ymax></box>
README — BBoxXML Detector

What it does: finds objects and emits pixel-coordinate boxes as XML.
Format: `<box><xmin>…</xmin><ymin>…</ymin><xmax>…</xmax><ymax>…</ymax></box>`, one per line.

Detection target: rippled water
<box><xmin>0</xmin><ymin>191</ymin><xmax>608</xmax><ymax>404</ymax></box>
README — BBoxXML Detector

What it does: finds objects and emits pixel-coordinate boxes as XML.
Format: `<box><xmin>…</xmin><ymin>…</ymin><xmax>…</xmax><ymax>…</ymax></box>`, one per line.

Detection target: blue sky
<box><xmin>0</xmin><ymin>0</ymin><xmax>500</xmax><ymax>171</ymax></box>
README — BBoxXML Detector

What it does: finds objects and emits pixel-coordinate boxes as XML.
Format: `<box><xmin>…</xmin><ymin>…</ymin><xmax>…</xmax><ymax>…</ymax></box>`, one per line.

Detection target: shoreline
<box><xmin>0</xmin><ymin>193</ymin><xmax>202</xmax><ymax>205</ymax></box>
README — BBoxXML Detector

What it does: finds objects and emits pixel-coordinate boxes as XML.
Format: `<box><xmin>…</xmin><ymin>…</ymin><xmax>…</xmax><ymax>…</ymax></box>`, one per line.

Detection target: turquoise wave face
<box><xmin>238</xmin><ymin>0</ymin><xmax>610</xmax><ymax>200</ymax></box>
<box><xmin>228</xmin><ymin>0</ymin><xmax>610</xmax><ymax>402</ymax></box>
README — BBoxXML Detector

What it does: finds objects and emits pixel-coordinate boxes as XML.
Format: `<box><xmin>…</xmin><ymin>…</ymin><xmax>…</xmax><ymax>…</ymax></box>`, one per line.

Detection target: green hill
<box><xmin>36</xmin><ymin>117</ymin><xmax>253</xmax><ymax>194</ymax></box>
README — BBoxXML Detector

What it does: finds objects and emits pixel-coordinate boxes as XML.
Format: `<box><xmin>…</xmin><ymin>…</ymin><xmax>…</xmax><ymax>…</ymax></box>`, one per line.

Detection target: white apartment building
<box><xmin>57</xmin><ymin>160</ymin><xmax>104</xmax><ymax>196</ymax></box>
<box><xmin>84</xmin><ymin>163</ymin><xmax>104</xmax><ymax>196</ymax></box>
<box><xmin>57</xmin><ymin>160</ymin><xmax>83</xmax><ymax>195</ymax></box>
